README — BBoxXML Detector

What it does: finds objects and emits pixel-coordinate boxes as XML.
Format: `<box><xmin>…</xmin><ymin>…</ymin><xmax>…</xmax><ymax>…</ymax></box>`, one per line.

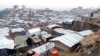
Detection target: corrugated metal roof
<box><xmin>78</xmin><ymin>30</ymin><xmax>93</xmax><ymax>36</ymax></box>
<box><xmin>54</xmin><ymin>28</ymin><xmax>75</xmax><ymax>34</ymax></box>
<box><xmin>51</xmin><ymin>33</ymin><xmax>84</xmax><ymax>48</ymax></box>
<box><xmin>31</xmin><ymin>42</ymin><xmax>55</xmax><ymax>53</ymax></box>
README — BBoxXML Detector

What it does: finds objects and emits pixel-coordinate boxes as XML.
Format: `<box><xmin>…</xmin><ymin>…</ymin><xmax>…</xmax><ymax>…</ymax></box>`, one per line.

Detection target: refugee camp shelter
<box><xmin>62</xmin><ymin>19</ymin><xmax>74</xmax><ymax>28</ymax></box>
<box><xmin>0</xmin><ymin>27</ymin><xmax>14</xmax><ymax>49</ymax></box>
<box><xmin>50</xmin><ymin>33</ymin><xmax>84</xmax><ymax>52</ymax></box>
<box><xmin>11</xmin><ymin>28</ymin><xmax>26</xmax><ymax>35</ymax></box>
<box><xmin>41</xmin><ymin>31</ymin><xmax>52</xmax><ymax>42</ymax></box>
<box><xmin>28</xmin><ymin>27</ymin><xmax>41</xmax><ymax>36</ymax></box>
<box><xmin>46</xmin><ymin>24</ymin><xmax>62</xmax><ymax>35</ymax></box>
<box><xmin>30</xmin><ymin>35</ymin><xmax>42</xmax><ymax>46</ymax></box>
<box><xmin>31</xmin><ymin>42</ymin><xmax>55</xmax><ymax>56</ymax></box>
<box><xmin>0</xmin><ymin>27</ymin><xmax>9</xmax><ymax>36</ymax></box>
<box><xmin>0</xmin><ymin>36</ymin><xmax>14</xmax><ymax>49</ymax></box>
<box><xmin>11</xmin><ymin>28</ymin><xmax>24</xmax><ymax>33</ymax></box>
<box><xmin>53</xmin><ymin>28</ymin><xmax>75</xmax><ymax>35</ymax></box>
<box><xmin>78</xmin><ymin>30</ymin><xmax>93</xmax><ymax>37</ymax></box>
<box><xmin>46</xmin><ymin>24</ymin><xmax>61</xmax><ymax>29</ymax></box>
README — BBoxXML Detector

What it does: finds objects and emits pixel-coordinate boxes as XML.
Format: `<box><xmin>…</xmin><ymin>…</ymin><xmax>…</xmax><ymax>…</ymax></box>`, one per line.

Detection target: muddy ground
<box><xmin>80</xmin><ymin>42</ymin><xmax>100</xmax><ymax>56</ymax></box>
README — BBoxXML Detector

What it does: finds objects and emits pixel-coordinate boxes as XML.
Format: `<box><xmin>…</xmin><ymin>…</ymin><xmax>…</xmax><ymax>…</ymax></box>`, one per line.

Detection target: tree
<box><xmin>14</xmin><ymin>5</ymin><xmax>18</xmax><ymax>9</ymax></box>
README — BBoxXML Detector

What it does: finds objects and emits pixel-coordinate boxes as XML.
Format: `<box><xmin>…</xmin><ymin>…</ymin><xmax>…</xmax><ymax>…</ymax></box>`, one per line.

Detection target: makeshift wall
<box><xmin>86</xmin><ymin>18</ymin><xmax>100</xmax><ymax>31</ymax></box>
<box><xmin>54</xmin><ymin>41</ymin><xmax>70</xmax><ymax>52</ymax></box>
<box><xmin>80</xmin><ymin>35</ymin><xmax>96</xmax><ymax>47</ymax></box>
<box><xmin>72</xmin><ymin>21</ymin><xmax>91</xmax><ymax>31</ymax></box>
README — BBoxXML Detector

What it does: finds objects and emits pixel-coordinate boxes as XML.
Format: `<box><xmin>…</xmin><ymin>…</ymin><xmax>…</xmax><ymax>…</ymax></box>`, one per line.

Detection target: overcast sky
<box><xmin>0</xmin><ymin>0</ymin><xmax>100</xmax><ymax>10</ymax></box>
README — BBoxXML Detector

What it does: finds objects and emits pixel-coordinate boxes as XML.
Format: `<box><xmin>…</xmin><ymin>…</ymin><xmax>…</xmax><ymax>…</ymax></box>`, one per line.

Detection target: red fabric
<box><xmin>32</xmin><ymin>53</ymin><xmax>40</xmax><ymax>56</ymax></box>
<box><xmin>8</xmin><ymin>33</ymin><xmax>16</xmax><ymax>39</ymax></box>
<box><xmin>24</xmin><ymin>25</ymin><xmax>31</xmax><ymax>31</ymax></box>
<box><xmin>51</xmin><ymin>50</ymin><xmax>58</xmax><ymax>56</ymax></box>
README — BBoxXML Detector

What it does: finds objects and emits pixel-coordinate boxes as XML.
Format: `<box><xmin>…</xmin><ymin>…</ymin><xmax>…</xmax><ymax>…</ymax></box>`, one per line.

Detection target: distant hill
<box><xmin>0</xmin><ymin>8</ymin><xmax>10</xmax><ymax>18</ymax></box>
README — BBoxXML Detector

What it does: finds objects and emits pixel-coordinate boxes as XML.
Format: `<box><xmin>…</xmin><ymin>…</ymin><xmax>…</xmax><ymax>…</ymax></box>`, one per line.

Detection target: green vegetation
<box><xmin>0</xmin><ymin>8</ymin><xmax>10</xmax><ymax>18</ymax></box>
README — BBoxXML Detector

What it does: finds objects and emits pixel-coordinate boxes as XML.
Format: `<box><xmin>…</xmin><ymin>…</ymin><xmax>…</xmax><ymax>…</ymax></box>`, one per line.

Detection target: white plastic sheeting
<box><xmin>41</xmin><ymin>34</ymin><xmax>52</xmax><ymax>42</ymax></box>
<box><xmin>32</xmin><ymin>42</ymin><xmax>55</xmax><ymax>53</ymax></box>
<box><xmin>63</xmin><ymin>19</ymin><xmax>74</xmax><ymax>23</ymax></box>
<box><xmin>41</xmin><ymin>31</ymin><xmax>52</xmax><ymax>41</ymax></box>
<box><xmin>41</xmin><ymin>31</ymin><xmax>48</xmax><ymax>35</ymax></box>
<box><xmin>0</xmin><ymin>36</ymin><xmax>7</xmax><ymax>40</ymax></box>
<box><xmin>54</xmin><ymin>28</ymin><xmax>75</xmax><ymax>34</ymax></box>
<box><xmin>78</xmin><ymin>30</ymin><xmax>93</xmax><ymax>36</ymax></box>
<box><xmin>0</xmin><ymin>37</ymin><xmax>14</xmax><ymax>49</ymax></box>
<box><xmin>0</xmin><ymin>27</ymin><xmax>15</xmax><ymax>49</ymax></box>
<box><xmin>0</xmin><ymin>27</ymin><xmax>9</xmax><ymax>36</ymax></box>
<box><xmin>51</xmin><ymin>33</ymin><xmax>84</xmax><ymax>48</ymax></box>
<box><xmin>28</xmin><ymin>27</ymin><xmax>41</xmax><ymax>35</ymax></box>
<box><xmin>11</xmin><ymin>28</ymin><xmax>24</xmax><ymax>33</ymax></box>
<box><xmin>47</xmin><ymin>24</ymin><xmax>60</xmax><ymax>29</ymax></box>
<box><xmin>0</xmin><ymin>31</ymin><xmax>9</xmax><ymax>36</ymax></box>
<box><xmin>92</xmin><ymin>13</ymin><xmax>100</xmax><ymax>18</ymax></box>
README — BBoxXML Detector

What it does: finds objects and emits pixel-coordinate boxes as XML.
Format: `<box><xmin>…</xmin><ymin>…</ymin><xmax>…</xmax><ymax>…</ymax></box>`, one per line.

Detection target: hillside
<box><xmin>0</xmin><ymin>8</ymin><xmax>10</xmax><ymax>18</ymax></box>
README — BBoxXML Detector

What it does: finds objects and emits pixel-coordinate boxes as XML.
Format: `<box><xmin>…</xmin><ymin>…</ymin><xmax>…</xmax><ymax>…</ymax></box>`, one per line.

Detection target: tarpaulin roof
<box><xmin>31</xmin><ymin>42</ymin><xmax>55</xmax><ymax>53</ymax></box>
<box><xmin>47</xmin><ymin>24</ymin><xmax>60</xmax><ymax>29</ymax></box>
<box><xmin>54</xmin><ymin>28</ymin><xmax>75</xmax><ymax>34</ymax></box>
<box><xmin>0</xmin><ymin>27</ymin><xmax>9</xmax><ymax>36</ymax></box>
<box><xmin>11</xmin><ymin>28</ymin><xmax>24</xmax><ymax>33</ymax></box>
<box><xmin>63</xmin><ymin>19</ymin><xmax>74</xmax><ymax>23</ymax></box>
<box><xmin>0</xmin><ymin>37</ymin><xmax>14</xmax><ymax>49</ymax></box>
<box><xmin>28</xmin><ymin>27</ymin><xmax>41</xmax><ymax>35</ymax></box>
<box><xmin>78</xmin><ymin>30</ymin><xmax>93</xmax><ymax>36</ymax></box>
<box><xmin>51</xmin><ymin>33</ymin><xmax>84</xmax><ymax>48</ymax></box>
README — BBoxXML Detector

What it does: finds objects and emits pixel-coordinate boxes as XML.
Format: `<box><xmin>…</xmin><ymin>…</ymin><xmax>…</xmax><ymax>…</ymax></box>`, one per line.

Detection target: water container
<box><xmin>32</xmin><ymin>53</ymin><xmax>40</xmax><ymax>56</ymax></box>
<box><xmin>51</xmin><ymin>50</ymin><xmax>58</xmax><ymax>56</ymax></box>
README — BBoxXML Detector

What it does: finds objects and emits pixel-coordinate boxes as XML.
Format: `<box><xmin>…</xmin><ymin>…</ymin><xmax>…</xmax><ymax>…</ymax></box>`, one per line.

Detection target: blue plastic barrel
<box><xmin>20</xmin><ymin>31</ymin><xmax>26</xmax><ymax>35</ymax></box>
